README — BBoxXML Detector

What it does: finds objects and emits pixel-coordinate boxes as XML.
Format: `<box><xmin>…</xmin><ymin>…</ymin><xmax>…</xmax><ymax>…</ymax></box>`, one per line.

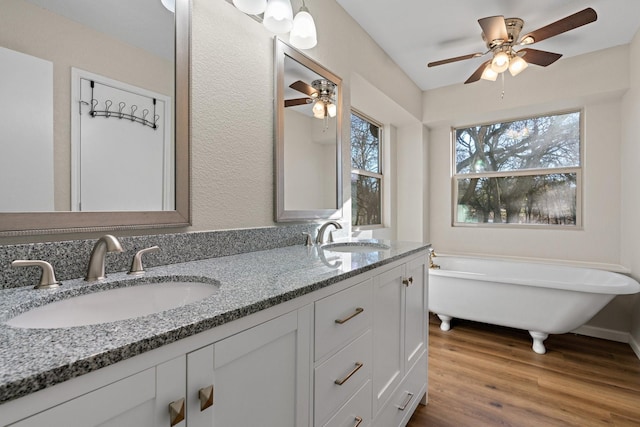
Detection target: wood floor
<box><xmin>407</xmin><ymin>314</ymin><xmax>640</xmax><ymax>427</ymax></box>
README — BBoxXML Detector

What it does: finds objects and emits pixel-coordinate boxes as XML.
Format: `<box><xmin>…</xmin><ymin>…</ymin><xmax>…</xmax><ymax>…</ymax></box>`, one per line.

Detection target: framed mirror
<box><xmin>0</xmin><ymin>0</ymin><xmax>190</xmax><ymax>236</ymax></box>
<box><xmin>274</xmin><ymin>38</ymin><xmax>342</xmax><ymax>222</ymax></box>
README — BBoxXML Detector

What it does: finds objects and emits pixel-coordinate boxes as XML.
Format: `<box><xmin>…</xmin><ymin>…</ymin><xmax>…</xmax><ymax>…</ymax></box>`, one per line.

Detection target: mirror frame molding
<box><xmin>0</xmin><ymin>0</ymin><xmax>191</xmax><ymax>237</ymax></box>
<box><xmin>274</xmin><ymin>38</ymin><xmax>343</xmax><ymax>222</ymax></box>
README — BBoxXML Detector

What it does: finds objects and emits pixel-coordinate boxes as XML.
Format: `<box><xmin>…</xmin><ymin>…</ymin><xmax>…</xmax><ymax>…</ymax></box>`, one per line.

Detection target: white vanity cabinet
<box><xmin>372</xmin><ymin>256</ymin><xmax>428</xmax><ymax>426</ymax></box>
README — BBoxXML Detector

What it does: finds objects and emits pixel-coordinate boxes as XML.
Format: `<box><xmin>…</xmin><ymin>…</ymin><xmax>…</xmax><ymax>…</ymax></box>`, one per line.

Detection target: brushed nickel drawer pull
<box><xmin>402</xmin><ymin>277</ymin><xmax>414</xmax><ymax>287</ymax></box>
<box><xmin>353</xmin><ymin>416</ymin><xmax>363</xmax><ymax>427</ymax></box>
<box><xmin>397</xmin><ymin>392</ymin><xmax>414</xmax><ymax>411</ymax></box>
<box><xmin>168</xmin><ymin>398</ymin><xmax>185</xmax><ymax>426</ymax></box>
<box><xmin>199</xmin><ymin>385</ymin><xmax>214</xmax><ymax>411</ymax></box>
<box><xmin>335</xmin><ymin>307</ymin><xmax>364</xmax><ymax>324</ymax></box>
<box><xmin>334</xmin><ymin>362</ymin><xmax>364</xmax><ymax>385</ymax></box>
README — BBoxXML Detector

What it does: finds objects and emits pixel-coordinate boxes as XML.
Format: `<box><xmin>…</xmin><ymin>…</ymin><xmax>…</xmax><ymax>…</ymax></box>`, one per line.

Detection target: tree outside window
<box><xmin>454</xmin><ymin>111</ymin><xmax>581</xmax><ymax>226</ymax></box>
<box><xmin>351</xmin><ymin>111</ymin><xmax>382</xmax><ymax>227</ymax></box>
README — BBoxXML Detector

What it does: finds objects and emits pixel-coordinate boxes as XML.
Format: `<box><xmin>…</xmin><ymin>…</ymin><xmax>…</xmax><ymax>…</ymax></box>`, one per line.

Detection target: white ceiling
<box><xmin>335</xmin><ymin>0</ymin><xmax>640</xmax><ymax>91</ymax></box>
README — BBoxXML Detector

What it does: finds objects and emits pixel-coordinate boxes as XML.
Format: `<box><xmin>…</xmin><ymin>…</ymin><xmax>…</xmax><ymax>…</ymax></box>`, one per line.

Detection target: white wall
<box><xmin>621</xmin><ymin>28</ymin><xmax>640</xmax><ymax>352</ymax></box>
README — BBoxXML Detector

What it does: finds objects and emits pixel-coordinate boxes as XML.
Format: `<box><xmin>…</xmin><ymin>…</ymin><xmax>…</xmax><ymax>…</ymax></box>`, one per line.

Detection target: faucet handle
<box><xmin>128</xmin><ymin>246</ymin><xmax>160</xmax><ymax>276</ymax></box>
<box><xmin>302</xmin><ymin>232</ymin><xmax>314</xmax><ymax>247</ymax></box>
<box><xmin>11</xmin><ymin>260</ymin><xmax>61</xmax><ymax>289</ymax></box>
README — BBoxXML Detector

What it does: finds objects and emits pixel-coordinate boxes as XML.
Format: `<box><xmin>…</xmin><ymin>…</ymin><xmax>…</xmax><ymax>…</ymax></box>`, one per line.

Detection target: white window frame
<box><xmin>452</xmin><ymin>110</ymin><xmax>583</xmax><ymax>229</ymax></box>
<box><xmin>350</xmin><ymin>109</ymin><xmax>384</xmax><ymax>229</ymax></box>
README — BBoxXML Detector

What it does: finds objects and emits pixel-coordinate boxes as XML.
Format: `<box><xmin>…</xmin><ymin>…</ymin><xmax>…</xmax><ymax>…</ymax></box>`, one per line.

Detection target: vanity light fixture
<box><xmin>161</xmin><ymin>0</ymin><xmax>175</xmax><ymax>13</ymax></box>
<box><xmin>289</xmin><ymin>0</ymin><xmax>317</xmax><ymax>49</ymax></box>
<box><xmin>263</xmin><ymin>0</ymin><xmax>294</xmax><ymax>33</ymax></box>
<box><xmin>232</xmin><ymin>0</ymin><xmax>267</xmax><ymax>15</ymax></box>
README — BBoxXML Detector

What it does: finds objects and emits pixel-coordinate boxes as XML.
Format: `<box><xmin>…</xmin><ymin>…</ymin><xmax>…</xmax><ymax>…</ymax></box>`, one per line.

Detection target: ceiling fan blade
<box><xmin>284</xmin><ymin>98</ymin><xmax>310</xmax><ymax>107</ymax></box>
<box><xmin>428</xmin><ymin>52</ymin><xmax>484</xmax><ymax>67</ymax></box>
<box><xmin>518</xmin><ymin>48</ymin><xmax>562</xmax><ymax>66</ymax></box>
<box><xmin>519</xmin><ymin>8</ymin><xmax>597</xmax><ymax>45</ymax></box>
<box><xmin>478</xmin><ymin>16</ymin><xmax>508</xmax><ymax>45</ymax></box>
<box><xmin>464</xmin><ymin>60</ymin><xmax>491</xmax><ymax>84</ymax></box>
<box><xmin>289</xmin><ymin>80</ymin><xmax>316</xmax><ymax>97</ymax></box>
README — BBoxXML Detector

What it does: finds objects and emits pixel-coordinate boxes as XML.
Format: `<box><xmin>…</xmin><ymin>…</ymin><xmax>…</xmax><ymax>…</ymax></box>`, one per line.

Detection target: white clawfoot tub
<box><xmin>428</xmin><ymin>256</ymin><xmax>640</xmax><ymax>354</ymax></box>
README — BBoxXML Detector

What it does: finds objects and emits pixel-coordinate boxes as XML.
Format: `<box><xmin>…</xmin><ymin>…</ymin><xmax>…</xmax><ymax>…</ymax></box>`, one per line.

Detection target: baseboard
<box><xmin>631</xmin><ymin>334</ymin><xmax>640</xmax><ymax>360</ymax></box>
<box><xmin>572</xmin><ymin>324</ymin><xmax>629</xmax><ymax>343</ymax></box>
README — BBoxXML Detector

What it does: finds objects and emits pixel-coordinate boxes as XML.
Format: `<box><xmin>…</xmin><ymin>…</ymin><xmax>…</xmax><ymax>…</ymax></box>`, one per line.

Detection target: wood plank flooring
<box><xmin>407</xmin><ymin>314</ymin><xmax>640</xmax><ymax>427</ymax></box>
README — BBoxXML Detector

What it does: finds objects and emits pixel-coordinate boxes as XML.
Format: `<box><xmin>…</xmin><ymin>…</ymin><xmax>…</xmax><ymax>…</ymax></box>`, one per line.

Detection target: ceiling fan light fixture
<box><xmin>481</xmin><ymin>64</ymin><xmax>498</xmax><ymax>81</ymax></box>
<box><xmin>263</xmin><ymin>0</ymin><xmax>293</xmax><ymax>34</ymax></box>
<box><xmin>508</xmin><ymin>55</ymin><xmax>528</xmax><ymax>76</ymax></box>
<box><xmin>312</xmin><ymin>100</ymin><xmax>325</xmax><ymax>118</ymax></box>
<box><xmin>290</xmin><ymin>6</ymin><xmax>317</xmax><ymax>49</ymax></box>
<box><xmin>490</xmin><ymin>51</ymin><xmax>510</xmax><ymax>73</ymax></box>
<box><xmin>327</xmin><ymin>102</ymin><xmax>337</xmax><ymax>118</ymax></box>
<box><xmin>232</xmin><ymin>0</ymin><xmax>267</xmax><ymax>15</ymax></box>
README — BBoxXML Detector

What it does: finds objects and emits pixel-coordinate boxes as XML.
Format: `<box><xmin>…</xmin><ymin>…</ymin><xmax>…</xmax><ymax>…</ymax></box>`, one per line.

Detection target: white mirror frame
<box><xmin>274</xmin><ymin>38</ymin><xmax>343</xmax><ymax>222</ymax></box>
<box><xmin>0</xmin><ymin>0</ymin><xmax>191</xmax><ymax>236</ymax></box>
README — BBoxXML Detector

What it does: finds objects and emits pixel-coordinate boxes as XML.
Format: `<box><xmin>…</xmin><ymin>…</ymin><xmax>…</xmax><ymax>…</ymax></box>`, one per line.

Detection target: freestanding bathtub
<box><xmin>428</xmin><ymin>255</ymin><xmax>640</xmax><ymax>354</ymax></box>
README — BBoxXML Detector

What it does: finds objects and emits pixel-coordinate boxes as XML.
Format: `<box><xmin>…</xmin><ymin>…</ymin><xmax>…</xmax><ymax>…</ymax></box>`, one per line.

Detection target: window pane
<box><xmin>351</xmin><ymin>173</ymin><xmax>381</xmax><ymax>226</ymax></box>
<box><xmin>351</xmin><ymin>113</ymin><xmax>380</xmax><ymax>173</ymax></box>
<box><xmin>455</xmin><ymin>112</ymin><xmax>580</xmax><ymax>174</ymax></box>
<box><xmin>456</xmin><ymin>174</ymin><xmax>577</xmax><ymax>225</ymax></box>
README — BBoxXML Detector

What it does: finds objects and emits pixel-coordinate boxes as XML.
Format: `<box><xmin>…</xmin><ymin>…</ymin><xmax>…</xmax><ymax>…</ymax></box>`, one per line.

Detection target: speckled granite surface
<box><xmin>0</xmin><ymin>238</ymin><xmax>429</xmax><ymax>404</ymax></box>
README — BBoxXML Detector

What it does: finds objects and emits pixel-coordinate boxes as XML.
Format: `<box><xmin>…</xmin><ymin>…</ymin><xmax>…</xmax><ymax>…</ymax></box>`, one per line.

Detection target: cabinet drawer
<box><xmin>373</xmin><ymin>350</ymin><xmax>427</xmax><ymax>427</ymax></box>
<box><xmin>315</xmin><ymin>330</ymin><xmax>372</xmax><ymax>426</ymax></box>
<box><xmin>323</xmin><ymin>380</ymin><xmax>371</xmax><ymax>427</ymax></box>
<box><xmin>315</xmin><ymin>278</ymin><xmax>372</xmax><ymax>360</ymax></box>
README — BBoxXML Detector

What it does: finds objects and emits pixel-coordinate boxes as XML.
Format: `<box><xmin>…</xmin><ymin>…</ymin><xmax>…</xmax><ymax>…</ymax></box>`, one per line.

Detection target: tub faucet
<box><xmin>85</xmin><ymin>234</ymin><xmax>124</xmax><ymax>282</ymax></box>
<box><xmin>316</xmin><ymin>220</ymin><xmax>342</xmax><ymax>244</ymax></box>
<box><xmin>429</xmin><ymin>248</ymin><xmax>440</xmax><ymax>269</ymax></box>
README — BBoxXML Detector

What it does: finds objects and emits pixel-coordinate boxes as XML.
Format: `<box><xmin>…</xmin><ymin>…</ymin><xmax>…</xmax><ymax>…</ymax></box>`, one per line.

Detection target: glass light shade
<box><xmin>263</xmin><ymin>0</ymin><xmax>293</xmax><ymax>34</ymax></box>
<box><xmin>161</xmin><ymin>0</ymin><xmax>175</xmax><ymax>13</ymax></box>
<box><xmin>508</xmin><ymin>56</ymin><xmax>528</xmax><ymax>76</ymax></box>
<box><xmin>232</xmin><ymin>0</ymin><xmax>267</xmax><ymax>15</ymax></box>
<box><xmin>290</xmin><ymin>10</ymin><xmax>317</xmax><ymax>49</ymax></box>
<box><xmin>480</xmin><ymin>65</ymin><xmax>498</xmax><ymax>81</ymax></box>
<box><xmin>490</xmin><ymin>51</ymin><xmax>510</xmax><ymax>73</ymax></box>
<box><xmin>312</xmin><ymin>100</ymin><xmax>325</xmax><ymax>118</ymax></box>
<box><xmin>327</xmin><ymin>103</ymin><xmax>337</xmax><ymax>118</ymax></box>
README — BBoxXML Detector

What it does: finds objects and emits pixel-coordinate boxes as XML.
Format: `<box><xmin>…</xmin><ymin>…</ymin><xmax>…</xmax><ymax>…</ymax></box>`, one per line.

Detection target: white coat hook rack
<box><xmin>83</xmin><ymin>80</ymin><xmax>160</xmax><ymax>130</ymax></box>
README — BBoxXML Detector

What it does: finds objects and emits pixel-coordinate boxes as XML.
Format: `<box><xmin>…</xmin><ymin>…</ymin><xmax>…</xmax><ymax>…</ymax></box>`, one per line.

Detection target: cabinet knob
<box><xmin>402</xmin><ymin>276</ymin><xmax>414</xmax><ymax>286</ymax></box>
<box><xmin>168</xmin><ymin>398</ymin><xmax>185</xmax><ymax>426</ymax></box>
<box><xmin>199</xmin><ymin>385</ymin><xmax>214</xmax><ymax>411</ymax></box>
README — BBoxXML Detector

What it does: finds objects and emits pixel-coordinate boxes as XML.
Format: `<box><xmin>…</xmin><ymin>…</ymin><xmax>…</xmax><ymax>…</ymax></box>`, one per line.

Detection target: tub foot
<box><xmin>437</xmin><ymin>314</ymin><xmax>452</xmax><ymax>331</ymax></box>
<box><xmin>529</xmin><ymin>331</ymin><xmax>549</xmax><ymax>354</ymax></box>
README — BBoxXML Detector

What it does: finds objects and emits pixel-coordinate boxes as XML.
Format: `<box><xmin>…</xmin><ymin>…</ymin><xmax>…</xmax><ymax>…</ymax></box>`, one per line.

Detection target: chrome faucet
<box><xmin>85</xmin><ymin>235</ymin><xmax>123</xmax><ymax>281</ymax></box>
<box><xmin>316</xmin><ymin>220</ymin><xmax>343</xmax><ymax>244</ymax></box>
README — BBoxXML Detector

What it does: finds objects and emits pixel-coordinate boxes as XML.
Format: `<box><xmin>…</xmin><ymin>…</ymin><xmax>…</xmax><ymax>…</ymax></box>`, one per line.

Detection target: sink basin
<box><xmin>322</xmin><ymin>242</ymin><xmax>391</xmax><ymax>253</ymax></box>
<box><xmin>5</xmin><ymin>281</ymin><xmax>219</xmax><ymax>329</ymax></box>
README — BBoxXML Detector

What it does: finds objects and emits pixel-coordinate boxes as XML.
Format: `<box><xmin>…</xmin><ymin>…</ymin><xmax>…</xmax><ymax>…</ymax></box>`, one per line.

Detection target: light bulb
<box><xmin>312</xmin><ymin>100</ymin><xmax>325</xmax><ymax>118</ymax></box>
<box><xmin>263</xmin><ymin>0</ymin><xmax>293</xmax><ymax>34</ymax></box>
<box><xmin>290</xmin><ymin>8</ymin><xmax>317</xmax><ymax>49</ymax></box>
<box><xmin>327</xmin><ymin>103</ymin><xmax>337</xmax><ymax>118</ymax></box>
<box><xmin>508</xmin><ymin>56</ymin><xmax>528</xmax><ymax>76</ymax></box>
<box><xmin>490</xmin><ymin>51</ymin><xmax>510</xmax><ymax>74</ymax></box>
<box><xmin>481</xmin><ymin>64</ymin><xmax>498</xmax><ymax>81</ymax></box>
<box><xmin>232</xmin><ymin>0</ymin><xmax>267</xmax><ymax>15</ymax></box>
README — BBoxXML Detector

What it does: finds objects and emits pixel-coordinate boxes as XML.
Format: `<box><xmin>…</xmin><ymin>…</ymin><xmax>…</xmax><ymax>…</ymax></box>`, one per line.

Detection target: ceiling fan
<box><xmin>285</xmin><ymin>79</ymin><xmax>337</xmax><ymax>118</ymax></box>
<box><xmin>427</xmin><ymin>8</ymin><xmax>597</xmax><ymax>84</ymax></box>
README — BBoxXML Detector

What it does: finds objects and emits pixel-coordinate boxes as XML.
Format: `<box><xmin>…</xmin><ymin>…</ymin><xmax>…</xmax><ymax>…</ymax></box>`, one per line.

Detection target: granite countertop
<box><xmin>0</xmin><ymin>239</ymin><xmax>429</xmax><ymax>404</ymax></box>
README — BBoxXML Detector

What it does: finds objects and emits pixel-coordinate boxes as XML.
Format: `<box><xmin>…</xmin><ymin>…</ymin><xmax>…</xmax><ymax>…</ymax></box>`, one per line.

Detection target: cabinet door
<box><xmin>10</xmin><ymin>356</ymin><xmax>186</xmax><ymax>427</ymax></box>
<box><xmin>404</xmin><ymin>256</ymin><xmax>427</xmax><ymax>372</ymax></box>
<box><xmin>206</xmin><ymin>306</ymin><xmax>312</xmax><ymax>427</ymax></box>
<box><xmin>372</xmin><ymin>265</ymin><xmax>404</xmax><ymax>416</ymax></box>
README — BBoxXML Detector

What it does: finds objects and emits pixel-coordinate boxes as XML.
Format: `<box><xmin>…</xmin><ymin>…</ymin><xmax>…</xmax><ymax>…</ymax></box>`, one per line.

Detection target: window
<box><xmin>454</xmin><ymin>111</ymin><xmax>581</xmax><ymax>227</ymax></box>
<box><xmin>350</xmin><ymin>110</ymin><xmax>382</xmax><ymax>227</ymax></box>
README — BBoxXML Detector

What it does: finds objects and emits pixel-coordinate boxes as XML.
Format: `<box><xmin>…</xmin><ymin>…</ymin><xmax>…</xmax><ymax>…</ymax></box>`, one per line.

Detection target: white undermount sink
<box><xmin>322</xmin><ymin>242</ymin><xmax>391</xmax><ymax>253</ymax></box>
<box><xmin>5</xmin><ymin>281</ymin><xmax>219</xmax><ymax>329</ymax></box>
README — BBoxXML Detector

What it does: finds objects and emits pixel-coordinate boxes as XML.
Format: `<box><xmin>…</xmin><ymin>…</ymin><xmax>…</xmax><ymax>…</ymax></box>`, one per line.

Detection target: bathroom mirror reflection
<box><xmin>275</xmin><ymin>38</ymin><xmax>343</xmax><ymax>222</ymax></box>
<box><xmin>0</xmin><ymin>0</ymin><xmax>190</xmax><ymax>235</ymax></box>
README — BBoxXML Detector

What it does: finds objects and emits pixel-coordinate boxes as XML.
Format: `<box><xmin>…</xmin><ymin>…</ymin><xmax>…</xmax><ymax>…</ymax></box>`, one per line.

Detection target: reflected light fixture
<box><xmin>290</xmin><ymin>0</ymin><xmax>317</xmax><ymax>49</ymax></box>
<box><xmin>263</xmin><ymin>0</ymin><xmax>294</xmax><ymax>34</ymax></box>
<box><xmin>232</xmin><ymin>0</ymin><xmax>267</xmax><ymax>15</ymax></box>
<box><xmin>311</xmin><ymin>79</ymin><xmax>336</xmax><ymax>119</ymax></box>
<box><xmin>161</xmin><ymin>0</ymin><xmax>175</xmax><ymax>13</ymax></box>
